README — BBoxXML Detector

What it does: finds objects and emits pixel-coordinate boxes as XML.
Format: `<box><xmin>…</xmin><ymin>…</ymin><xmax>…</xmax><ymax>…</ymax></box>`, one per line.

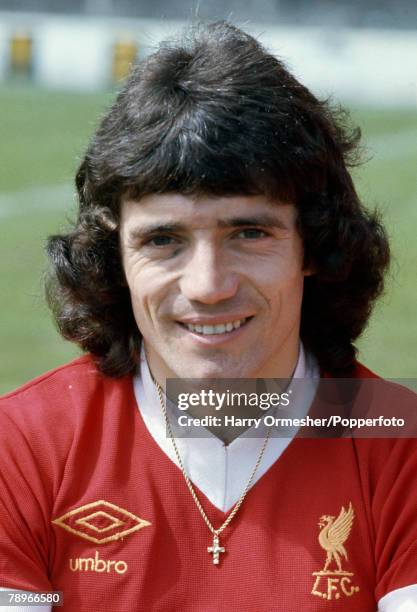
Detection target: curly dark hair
<box><xmin>46</xmin><ymin>21</ymin><xmax>390</xmax><ymax>377</ymax></box>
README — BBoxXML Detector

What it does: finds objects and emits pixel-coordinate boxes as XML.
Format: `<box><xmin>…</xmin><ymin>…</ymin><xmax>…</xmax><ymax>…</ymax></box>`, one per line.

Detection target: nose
<box><xmin>179</xmin><ymin>241</ymin><xmax>239</xmax><ymax>304</ymax></box>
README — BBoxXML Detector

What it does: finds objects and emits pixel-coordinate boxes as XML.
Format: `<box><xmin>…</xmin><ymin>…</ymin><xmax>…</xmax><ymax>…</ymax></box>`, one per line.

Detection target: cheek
<box><xmin>251</xmin><ymin>257</ymin><xmax>304</xmax><ymax>294</ymax></box>
<box><xmin>255</xmin><ymin>259</ymin><xmax>305</xmax><ymax>320</ymax></box>
<box><xmin>128</xmin><ymin>268</ymin><xmax>174</xmax><ymax>328</ymax></box>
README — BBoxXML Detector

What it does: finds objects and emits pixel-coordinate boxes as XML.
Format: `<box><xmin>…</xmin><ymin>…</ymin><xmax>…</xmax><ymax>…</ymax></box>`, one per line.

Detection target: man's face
<box><xmin>120</xmin><ymin>194</ymin><xmax>310</xmax><ymax>381</ymax></box>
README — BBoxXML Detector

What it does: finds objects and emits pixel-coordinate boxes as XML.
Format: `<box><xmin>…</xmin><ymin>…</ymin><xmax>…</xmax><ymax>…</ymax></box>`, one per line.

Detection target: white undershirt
<box><xmin>2</xmin><ymin>344</ymin><xmax>416</xmax><ymax>610</ymax></box>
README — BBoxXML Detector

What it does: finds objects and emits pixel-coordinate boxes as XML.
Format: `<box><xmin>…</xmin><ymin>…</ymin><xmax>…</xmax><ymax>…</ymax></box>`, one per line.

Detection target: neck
<box><xmin>144</xmin><ymin>341</ymin><xmax>303</xmax><ymax>444</ymax></box>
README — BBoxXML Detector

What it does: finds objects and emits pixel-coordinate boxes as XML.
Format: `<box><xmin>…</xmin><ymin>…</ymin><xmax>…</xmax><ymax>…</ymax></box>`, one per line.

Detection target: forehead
<box><xmin>120</xmin><ymin>193</ymin><xmax>297</xmax><ymax>229</ymax></box>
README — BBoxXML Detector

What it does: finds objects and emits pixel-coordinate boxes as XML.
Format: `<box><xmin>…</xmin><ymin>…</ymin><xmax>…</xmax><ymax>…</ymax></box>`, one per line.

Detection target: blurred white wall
<box><xmin>0</xmin><ymin>11</ymin><xmax>416</xmax><ymax>106</ymax></box>
<box><xmin>255</xmin><ymin>25</ymin><xmax>417</xmax><ymax>106</ymax></box>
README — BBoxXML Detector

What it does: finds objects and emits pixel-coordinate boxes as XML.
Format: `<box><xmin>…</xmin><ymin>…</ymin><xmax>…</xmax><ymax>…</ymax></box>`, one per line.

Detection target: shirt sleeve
<box><xmin>371</xmin><ymin>438</ymin><xmax>417</xmax><ymax>602</ymax></box>
<box><xmin>0</xmin><ymin>407</ymin><xmax>53</xmax><ymax>593</ymax></box>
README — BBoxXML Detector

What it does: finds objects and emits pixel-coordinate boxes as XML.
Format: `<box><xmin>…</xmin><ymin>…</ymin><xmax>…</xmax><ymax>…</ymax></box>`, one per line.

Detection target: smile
<box><xmin>180</xmin><ymin>317</ymin><xmax>251</xmax><ymax>336</ymax></box>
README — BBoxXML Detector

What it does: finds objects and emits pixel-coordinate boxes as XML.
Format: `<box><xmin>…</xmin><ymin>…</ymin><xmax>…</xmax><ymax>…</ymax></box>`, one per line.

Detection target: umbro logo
<box><xmin>69</xmin><ymin>550</ymin><xmax>128</xmax><ymax>574</ymax></box>
<box><xmin>52</xmin><ymin>500</ymin><xmax>151</xmax><ymax>544</ymax></box>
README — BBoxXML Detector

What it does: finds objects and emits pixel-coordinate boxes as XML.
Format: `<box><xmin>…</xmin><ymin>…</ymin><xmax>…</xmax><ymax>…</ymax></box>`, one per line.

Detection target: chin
<box><xmin>173</xmin><ymin>359</ymin><xmax>254</xmax><ymax>380</ymax></box>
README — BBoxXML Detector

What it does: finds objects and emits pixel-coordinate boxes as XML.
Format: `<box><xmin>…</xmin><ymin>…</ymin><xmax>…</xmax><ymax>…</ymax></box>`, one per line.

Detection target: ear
<box><xmin>302</xmin><ymin>252</ymin><xmax>315</xmax><ymax>276</ymax></box>
<box><xmin>303</xmin><ymin>266</ymin><xmax>316</xmax><ymax>277</ymax></box>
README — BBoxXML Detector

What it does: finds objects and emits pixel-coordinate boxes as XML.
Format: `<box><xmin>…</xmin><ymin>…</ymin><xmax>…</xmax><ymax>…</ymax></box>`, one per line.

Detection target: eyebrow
<box><xmin>128</xmin><ymin>223</ymin><xmax>184</xmax><ymax>242</ymax></box>
<box><xmin>128</xmin><ymin>214</ymin><xmax>290</xmax><ymax>241</ymax></box>
<box><xmin>218</xmin><ymin>215</ymin><xmax>289</xmax><ymax>230</ymax></box>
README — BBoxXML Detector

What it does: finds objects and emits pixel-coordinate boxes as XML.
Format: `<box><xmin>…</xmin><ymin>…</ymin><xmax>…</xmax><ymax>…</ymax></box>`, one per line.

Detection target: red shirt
<box><xmin>0</xmin><ymin>356</ymin><xmax>417</xmax><ymax>611</ymax></box>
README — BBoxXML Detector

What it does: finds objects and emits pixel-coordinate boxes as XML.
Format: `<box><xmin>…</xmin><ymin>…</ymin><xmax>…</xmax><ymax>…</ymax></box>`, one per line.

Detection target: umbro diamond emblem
<box><xmin>52</xmin><ymin>500</ymin><xmax>151</xmax><ymax>544</ymax></box>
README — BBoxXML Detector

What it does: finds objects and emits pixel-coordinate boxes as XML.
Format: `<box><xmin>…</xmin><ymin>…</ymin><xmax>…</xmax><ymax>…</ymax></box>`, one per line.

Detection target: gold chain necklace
<box><xmin>153</xmin><ymin>379</ymin><xmax>272</xmax><ymax>565</ymax></box>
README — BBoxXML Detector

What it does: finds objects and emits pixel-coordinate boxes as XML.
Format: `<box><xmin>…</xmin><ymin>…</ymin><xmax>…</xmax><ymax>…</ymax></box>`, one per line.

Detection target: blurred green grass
<box><xmin>0</xmin><ymin>85</ymin><xmax>416</xmax><ymax>393</ymax></box>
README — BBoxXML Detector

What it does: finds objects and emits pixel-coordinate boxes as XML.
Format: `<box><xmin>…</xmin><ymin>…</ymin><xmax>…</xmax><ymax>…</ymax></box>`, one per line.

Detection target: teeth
<box><xmin>185</xmin><ymin>318</ymin><xmax>248</xmax><ymax>335</ymax></box>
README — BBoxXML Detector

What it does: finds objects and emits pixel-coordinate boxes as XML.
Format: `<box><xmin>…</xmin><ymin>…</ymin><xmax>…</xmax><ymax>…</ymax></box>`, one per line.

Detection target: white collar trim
<box><xmin>133</xmin><ymin>344</ymin><xmax>319</xmax><ymax>512</ymax></box>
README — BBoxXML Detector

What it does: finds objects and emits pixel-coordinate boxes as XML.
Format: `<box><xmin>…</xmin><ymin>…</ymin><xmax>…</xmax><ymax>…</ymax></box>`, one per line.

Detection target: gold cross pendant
<box><xmin>207</xmin><ymin>534</ymin><xmax>225</xmax><ymax>565</ymax></box>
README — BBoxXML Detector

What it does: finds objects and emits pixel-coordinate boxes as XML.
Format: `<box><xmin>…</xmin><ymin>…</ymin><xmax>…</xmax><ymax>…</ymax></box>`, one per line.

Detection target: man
<box><xmin>0</xmin><ymin>21</ymin><xmax>416</xmax><ymax>611</ymax></box>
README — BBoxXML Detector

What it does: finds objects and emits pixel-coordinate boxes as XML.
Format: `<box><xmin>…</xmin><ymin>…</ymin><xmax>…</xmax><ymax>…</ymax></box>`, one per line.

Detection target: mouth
<box><xmin>177</xmin><ymin>316</ymin><xmax>253</xmax><ymax>337</ymax></box>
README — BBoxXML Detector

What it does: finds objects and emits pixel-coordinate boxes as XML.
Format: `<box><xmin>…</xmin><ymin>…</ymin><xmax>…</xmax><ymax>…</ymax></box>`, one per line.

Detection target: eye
<box><xmin>147</xmin><ymin>234</ymin><xmax>177</xmax><ymax>247</ymax></box>
<box><xmin>236</xmin><ymin>228</ymin><xmax>268</xmax><ymax>239</ymax></box>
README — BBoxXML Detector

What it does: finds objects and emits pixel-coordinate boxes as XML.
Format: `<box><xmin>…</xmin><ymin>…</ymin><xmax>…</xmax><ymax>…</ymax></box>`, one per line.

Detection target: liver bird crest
<box><xmin>317</xmin><ymin>502</ymin><xmax>354</xmax><ymax>572</ymax></box>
